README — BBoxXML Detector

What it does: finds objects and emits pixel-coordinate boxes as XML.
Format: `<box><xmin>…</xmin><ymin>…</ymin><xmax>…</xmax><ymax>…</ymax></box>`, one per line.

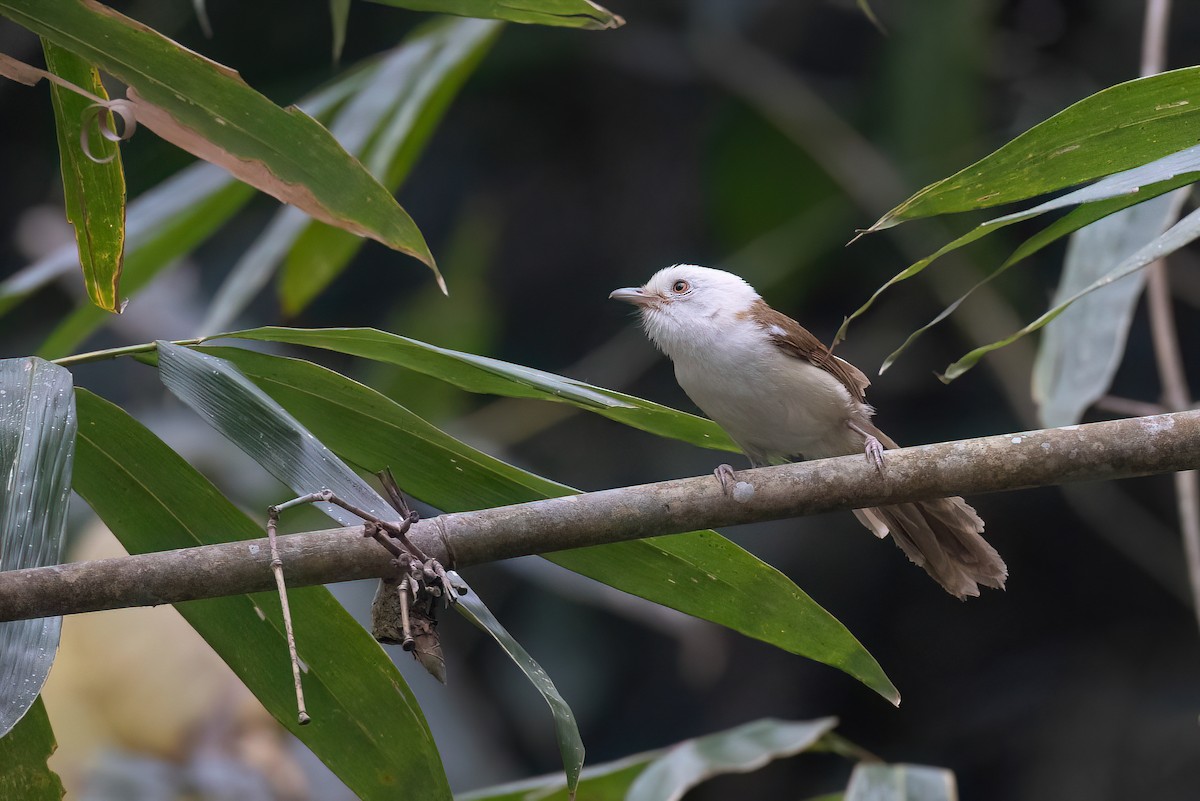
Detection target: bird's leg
<box><xmin>714</xmin><ymin>463</ymin><xmax>738</xmax><ymax>495</ymax></box>
<box><xmin>846</xmin><ymin>420</ymin><xmax>885</xmax><ymax>471</ymax></box>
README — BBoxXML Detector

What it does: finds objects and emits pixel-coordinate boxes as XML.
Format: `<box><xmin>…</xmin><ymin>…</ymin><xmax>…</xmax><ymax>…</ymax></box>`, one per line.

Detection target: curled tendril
<box><xmin>79</xmin><ymin>99</ymin><xmax>137</xmax><ymax>164</ymax></box>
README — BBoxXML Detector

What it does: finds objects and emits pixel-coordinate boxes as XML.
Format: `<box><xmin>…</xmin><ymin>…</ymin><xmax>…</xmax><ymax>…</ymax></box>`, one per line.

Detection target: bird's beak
<box><xmin>609</xmin><ymin>287</ymin><xmax>652</xmax><ymax>307</ymax></box>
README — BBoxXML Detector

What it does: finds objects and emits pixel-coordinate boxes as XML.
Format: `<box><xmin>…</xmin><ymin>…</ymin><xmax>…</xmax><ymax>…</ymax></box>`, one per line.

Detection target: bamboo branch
<box><xmin>2</xmin><ymin>411</ymin><xmax>1200</xmax><ymax>622</ymax></box>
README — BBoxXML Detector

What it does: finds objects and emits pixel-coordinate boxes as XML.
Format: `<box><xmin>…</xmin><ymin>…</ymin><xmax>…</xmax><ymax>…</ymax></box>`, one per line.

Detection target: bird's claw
<box><xmin>714</xmin><ymin>463</ymin><xmax>737</xmax><ymax>495</ymax></box>
<box><xmin>863</xmin><ymin>434</ymin><xmax>885</xmax><ymax>471</ymax></box>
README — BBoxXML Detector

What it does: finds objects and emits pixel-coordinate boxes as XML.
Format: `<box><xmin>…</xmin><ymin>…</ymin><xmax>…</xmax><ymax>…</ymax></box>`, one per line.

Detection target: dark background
<box><xmin>2</xmin><ymin>1</ymin><xmax>1200</xmax><ymax>799</ymax></box>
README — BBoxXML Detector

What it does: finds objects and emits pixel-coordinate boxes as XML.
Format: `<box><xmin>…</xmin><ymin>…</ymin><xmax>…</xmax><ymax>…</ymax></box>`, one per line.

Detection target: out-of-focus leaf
<box><xmin>1033</xmin><ymin>188</ymin><xmax>1189</xmax><ymax>427</ymax></box>
<box><xmin>217</xmin><ymin>327</ymin><xmax>739</xmax><ymax>452</ymax></box>
<box><xmin>72</xmin><ymin>388</ymin><xmax>451</xmax><ymax>801</ymax></box>
<box><xmin>330</xmin><ymin>0</ymin><xmax>351</xmax><ymax>62</ymax></box>
<box><xmin>868</xmin><ymin>67</ymin><xmax>1200</xmax><ymax>229</ymax></box>
<box><xmin>203</xmin><ymin>18</ymin><xmax>498</xmax><ymax>331</ymax></box>
<box><xmin>0</xmin><ymin>0</ymin><xmax>440</xmax><ymax>285</ymax></box>
<box><xmin>0</xmin><ymin>358</ymin><xmax>75</xmax><ymax>739</ymax></box>
<box><xmin>943</xmin><ymin>203</ymin><xmax>1200</xmax><ymax>381</ymax></box>
<box><xmin>626</xmin><ymin>717</ymin><xmax>838</xmax><ymax>801</ymax></box>
<box><xmin>368</xmin><ymin>0</ymin><xmax>623</xmax><ymax>29</ymax></box>
<box><xmin>279</xmin><ymin>18</ymin><xmax>500</xmax><ymax>316</ymax></box>
<box><xmin>876</xmin><ymin>172</ymin><xmax>1197</xmax><ymax>372</ymax></box>
<box><xmin>842</xmin><ymin>144</ymin><xmax>1200</xmax><ymax>345</ymax></box>
<box><xmin>191</xmin><ymin>0</ymin><xmax>213</xmax><ymax>37</ymax></box>
<box><xmin>199</xmin><ymin>345</ymin><xmax>900</xmax><ymax>704</ymax></box>
<box><xmin>844</xmin><ymin>763</ymin><xmax>956</xmax><ymax>801</ymax></box>
<box><xmin>42</xmin><ymin>39</ymin><xmax>126</xmax><ymax>313</ymax></box>
<box><xmin>458</xmin><ymin>751</ymin><xmax>657</xmax><ymax>801</ymax></box>
<box><xmin>456</xmin><ymin>575</ymin><xmax>585</xmax><ymax>798</ymax></box>
<box><xmin>457</xmin><ymin>718</ymin><xmax>845</xmax><ymax>801</ymax></box>
<box><xmin>0</xmin><ymin>697</ymin><xmax>64</xmax><ymax>800</ymax></box>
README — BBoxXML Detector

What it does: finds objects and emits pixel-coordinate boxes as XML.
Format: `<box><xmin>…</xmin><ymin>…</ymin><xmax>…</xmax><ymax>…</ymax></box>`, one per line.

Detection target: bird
<box><xmin>610</xmin><ymin>264</ymin><xmax>1007</xmax><ymax>599</ymax></box>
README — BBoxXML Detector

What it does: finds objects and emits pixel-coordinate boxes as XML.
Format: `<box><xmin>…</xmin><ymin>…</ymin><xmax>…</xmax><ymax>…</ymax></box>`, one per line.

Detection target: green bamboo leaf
<box><xmin>32</xmin><ymin>59</ymin><xmax>378</xmax><ymax>358</ymax></box>
<box><xmin>198</xmin><ymin>345</ymin><xmax>899</xmax><ymax>704</ymax></box>
<box><xmin>0</xmin><ymin>358</ymin><xmax>75</xmax><ymax>739</ymax></box>
<box><xmin>0</xmin><ymin>697</ymin><xmax>65</xmax><ymax>801</ymax></box>
<box><xmin>1033</xmin><ymin>189</ymin><xmax>1189</xmax><ymax>427</ymax></box>
<box><xmin>840</xmin><ymin>144</ymin><xmax>1200</xmax><ymax>346</ymax></box>
<box><xmin>0</xmin><ymin>0</ymin><xmax>440</xmax><ymax>285</ymax></box>
<box><xmin>844</xmin><ymin>763</ymin><xmax>956</xmax><ymax>801</ymax></box>
<box><xmin>201</xmin><ymin>18</ymin><xmax>499</xmax><ymax>331</ymax></box>
<box><xmin>279</xmin><ymin>17</ymin><xmax>500</xmax><ymax>316</ymax></box>
<box><xmin>72</xmin><ymin>388</ymin><xmax>451</xmax><ymax>800</ymax></box>
<box><xmin>458</xmin><ymin>752</ymin><xmax>657</xmax><ymax>801</ymax></box>
<box><xmin>330</xmin><ymin>0</ymin><xmax>351</xmax><ymax>62</ymax></box>
<box><xmin>42</xmin><ymin>39</ymin><xmax>126</xmax><ymax>313</ymax></box>
<box><xmin>869</xmin><ymin>67</ymin><xmax>1200</xmax><ymax>230</ymax></box>
<box><xmin>942</xmin><ymin>203</ymin><xmax>1200</xmax><ymax>382</ymax></box>
<box><xmin>156</xmin><ymin>343</ymin><xmax>588</xmax><ymax>791</ymax></box>
<box><xmin>876</xmin><ymin>174</ymin><xmax>1197</xmax><ymax>373</ymax></box>
<box><xmin>368</xmin><ymin>0</ymin><xmax>623</xmax><ymax>29</ymax></box>
<box><xmin>217</xmin><ymin>326</ymin><xmax>739</xmax><ymax>452</ymax></box>
<box><xmin>626</xmin><ymin>717</ymin><xmax>838</xmax><ymax>801</ymax></box>
<box><xmin>457</xmin><ymin>718</ymin><xmax>844</xmax><ymax>801</ymax></box>
<box><xmin>456</xmin><ymin>576</ymin><xmax>585</xmax><ymax>799</ymax></box>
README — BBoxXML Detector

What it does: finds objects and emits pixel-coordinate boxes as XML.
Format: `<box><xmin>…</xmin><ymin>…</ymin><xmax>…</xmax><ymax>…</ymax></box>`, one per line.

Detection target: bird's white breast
<box><xmin>666</xmin><ymin>320</ymin><xmax>862</xmax><ymax>463</ymax></box>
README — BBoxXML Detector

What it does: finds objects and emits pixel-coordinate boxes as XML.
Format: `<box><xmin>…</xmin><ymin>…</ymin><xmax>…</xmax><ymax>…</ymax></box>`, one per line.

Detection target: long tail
<box><xmin>854</xmin><ymin>499</ymin><xmax>1007</xmax><ymax>599</ymax></box>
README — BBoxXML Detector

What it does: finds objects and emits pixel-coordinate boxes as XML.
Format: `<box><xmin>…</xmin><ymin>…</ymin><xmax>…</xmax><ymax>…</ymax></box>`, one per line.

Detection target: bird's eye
<box><xmin>671</xmin><ymin>280</ymin><xmax>691</xmax><ymax>294</ymax></box>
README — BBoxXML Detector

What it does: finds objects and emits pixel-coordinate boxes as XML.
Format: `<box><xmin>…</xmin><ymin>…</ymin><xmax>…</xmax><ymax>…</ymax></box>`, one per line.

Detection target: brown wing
<box><xmin>745</xmin><ymin>299</ymin><xmax>871</xmax><ymax>402</ymax></box>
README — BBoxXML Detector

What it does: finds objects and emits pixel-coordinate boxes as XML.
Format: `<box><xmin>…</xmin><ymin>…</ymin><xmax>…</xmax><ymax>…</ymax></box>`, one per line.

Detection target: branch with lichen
<box><xmin>2</xmin><ymin>410</ymin><xmax>1199</xmax><ymax>622</ymax></box>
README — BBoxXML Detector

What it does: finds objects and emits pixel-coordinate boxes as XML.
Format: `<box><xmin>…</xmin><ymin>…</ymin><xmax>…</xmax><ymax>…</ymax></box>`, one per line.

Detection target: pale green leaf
<box><xmin>0</xmin><ymin>358</ymin><xmax>75</xmax><ymax>738</ymax></box>
<box><xmin>368</xmin><ymin>0</ymin><xmax>623</xmax><ymax>29</ymax></box>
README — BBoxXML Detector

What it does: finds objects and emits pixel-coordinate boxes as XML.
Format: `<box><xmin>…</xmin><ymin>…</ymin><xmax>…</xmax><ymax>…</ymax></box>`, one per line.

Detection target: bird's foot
<box><xmin>714</xmin><ymin>463</ymin><xmax>737</xmax><ymax>495</ymax></box>
<box><xmin>862</xmin><ymin>434</ymin><xmax>885</xmax><ymax>471</ymax></box>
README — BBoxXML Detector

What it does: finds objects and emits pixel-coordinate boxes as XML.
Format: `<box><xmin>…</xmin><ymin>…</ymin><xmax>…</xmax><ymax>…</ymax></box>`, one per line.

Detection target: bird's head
<box><xmin>609</xmin><ymin>265</ymin><xmax>761</xmax><ymax>356</ymax></box>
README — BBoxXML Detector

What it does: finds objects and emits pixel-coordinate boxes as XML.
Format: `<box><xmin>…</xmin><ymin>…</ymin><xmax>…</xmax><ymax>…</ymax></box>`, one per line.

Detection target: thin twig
<box><xmin>266</xmin><ymin>503</ymin><xmax>310</xmax><ymax>725</ymax></box>
<box><xmin>2</xmin><ymin>411</ymin><xmax>1198</xmax><ymax>622</ymax></box>
<box><xmin>1137</xmin><ymin>0</ymin><xmax>1200</xmax><ymax>632</ymax></box>
<box><xmin>1094</xmin><ymin>395</ymin><xmax>1169</xmax><ymax>419</ymax></box>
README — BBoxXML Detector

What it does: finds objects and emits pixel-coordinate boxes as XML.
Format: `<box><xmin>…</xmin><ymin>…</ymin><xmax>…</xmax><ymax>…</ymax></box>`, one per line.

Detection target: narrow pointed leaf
<box><xmin>0</xmin><ymin>697</ymin><xmax>64</xmax><ymax>800</ymax></box>
<box><xmin>842</xmin><ymin>145</ymin><xmax>1200</xmax><ymax>344</ymax></box>
<box><xmin>199</xmin><ymin>345</ymin><xmax>899</xmax><ymax>703</ymax></box>
<box><xmin>217</xmin><ymin>326</ymin><xmax>739</xmax><ymax>452</ymax></box>
<box><xmin>869</xmin><ymin>66</ymin><xmax>1200</xmax><ymax>230</ymax></box>
<box><xmin>33</xmin><ymin>63</ymin><xmax>375</xmax><ymax>357</ymax></box>
<box><xmin>942</xmin><ymin>203</ymin><xmax>1200</xmax><ymax>381</ymax></box>
<box><xmin>456</xmin><ymin>575</ymin><xmax>585</xmax><ymax>799</ymax></box>
<box><xmin>330</xmin><ymin>0</ymin><xmax>351</xmax><ymax>62</ymax></box>
<box><xmin>42</xmin><ymin>38</ymin><xmax>126</xmax><ymax>313</ymax></box>
<box><xmin>156</xmin><ymin>342</ymin><xmax>391</xmax><ymax>524</ymax></box>
<box><xmin>72</xmin><ymin>388</ymin><xmax>451</xmax><ymax>800</ymax></box>
<box><xmin>1033</xmin><ymin>189</ymin><xmax>1189</xmax><ymax>427</ymax></box>
<box><xmin>876</xmin><ymin>173</ymin><xmax>1197</xmax><ymax>372</ymax></box>
<box><xmin>157</xmin><ymin>343</ymin><xmax>588</xmax><ymax>791</ymax></box>
<box><xmin>0</xmin><ymin>358</ymin><xmax>75</xmax><ymax>739</ymax></box>
<box><xmin>626</xmin><ymin>717</ymin><xmax>838</xmax><ymax>801</ymax></box>
<box><xmin>844</xmin><ymin>763</ymin><xmax>956</xmax><ymax>801</ymax></box>
<box><xmin>280</xmin><ymin>18</ymin><xmax>500</xmax><ymax>315</ymax></box>
<box><xmin>204</xmin><ymin>18</ymin><xmax>498</xmax><ymax>331</ymax></box>
<box><xmin>457</xmin><ymin>717</ymin><xmax>844</xmax><ymax>801</ymax></box>
<box><xmin>368</xmin><ymin>0</ymin><xmax>623</xmax><ymax>29</ymax></box>
<box><xmin>0</xmin><ymin>0</ymin><xmax>439</xmax><ymax>284</ymax></box>
<box><xmin>458</xmin><ymin>752</ymin><xmax>654</xmax><ymax>801</ymax></box>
